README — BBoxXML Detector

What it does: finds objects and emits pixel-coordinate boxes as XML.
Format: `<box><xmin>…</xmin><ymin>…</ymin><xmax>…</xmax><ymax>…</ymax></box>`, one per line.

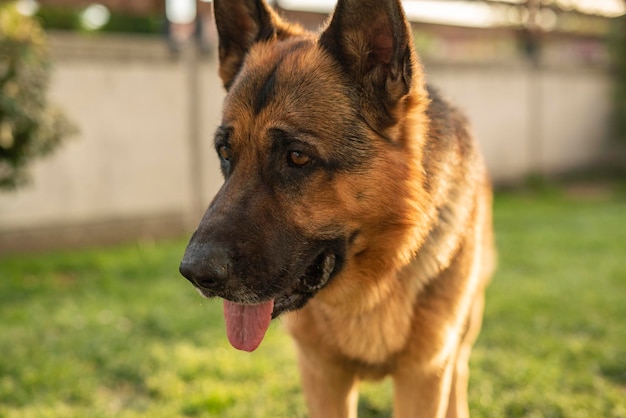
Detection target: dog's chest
<box><xmin>288</xmin><ymin>265</ymin><xmax>430</xmax><ymax>365</ymax></box>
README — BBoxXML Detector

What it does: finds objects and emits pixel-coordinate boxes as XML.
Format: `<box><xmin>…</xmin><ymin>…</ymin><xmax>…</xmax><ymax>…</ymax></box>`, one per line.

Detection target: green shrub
<box><xmin>35</xmin><ymin>5</ymin><xmax>80</xmax><ymax>31</ymax></box>
<box><xmin>36</xmin><ymin>5</ymin><xmax>163</xmax><ymax>34</ymax></box>
<box><xmin>101</xmin><ymin>12</ymin><xmax>163</xmax><ymax>34</ymax></box>
<box><xmin>0</xmin><ymin>2</ymin><xmax>75</xmax><ymax>191</ymax></box>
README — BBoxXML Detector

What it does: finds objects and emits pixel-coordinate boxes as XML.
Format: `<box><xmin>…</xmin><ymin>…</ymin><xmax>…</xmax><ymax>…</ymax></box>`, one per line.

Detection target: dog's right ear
<box><xmin>213</xmin><ymin>0</ymin><xmax>297</xmax><ymax>90</ymax></box>
<box><xmin>319</xmin><ymin>0</ymin><xmax>417</xmax><ymax>134</ymax></box>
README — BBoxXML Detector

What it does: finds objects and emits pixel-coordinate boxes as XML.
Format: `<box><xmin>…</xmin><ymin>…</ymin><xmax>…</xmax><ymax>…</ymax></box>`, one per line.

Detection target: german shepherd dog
<box><xmin>179</xmin><ymin>0</ymin><xmax>495</xmax><ymax>416</ymax></box>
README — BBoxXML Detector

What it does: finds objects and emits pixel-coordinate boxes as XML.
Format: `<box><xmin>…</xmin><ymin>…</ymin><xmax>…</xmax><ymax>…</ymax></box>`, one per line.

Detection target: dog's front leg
<box><xmin>295</xmin><ymin>347</ymin><xmax>359</xmax><ymax>418</ymax></box>
<box><xmin>392</xmin><ymin>355</ymin><xmax>457</xmax><ymax>418</ymax></box>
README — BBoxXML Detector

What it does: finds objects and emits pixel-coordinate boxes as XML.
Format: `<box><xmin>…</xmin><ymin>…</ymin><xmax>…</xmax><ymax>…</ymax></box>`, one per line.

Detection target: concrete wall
<box><xmin>0</xmin><ymin>33</ymin><xmax>613</xmax><ymax>253</ymax></box>
<box><xmin>0</xmin><ymin>34</ymin><xmax>225</xmax><ymax>252</ymax></box>
<box><xmin>426</xmin><ymin>64</ymin><xmax>611</xmax><ymax>182</ymax></box>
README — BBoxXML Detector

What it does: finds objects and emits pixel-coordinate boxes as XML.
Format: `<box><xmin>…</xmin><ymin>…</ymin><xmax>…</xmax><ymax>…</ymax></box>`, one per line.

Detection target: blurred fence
<box><xmin>0</xmin><ymin>32</ymin><xmax>613</xmax><ymax>253</ymax></box>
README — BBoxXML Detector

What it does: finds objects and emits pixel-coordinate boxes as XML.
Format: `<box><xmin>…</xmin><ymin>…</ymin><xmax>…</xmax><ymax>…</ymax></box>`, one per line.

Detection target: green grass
<box><xmin>1</xmin><ymin>184</ymin><xmax>625</xmax><ymax>417</ymax></box>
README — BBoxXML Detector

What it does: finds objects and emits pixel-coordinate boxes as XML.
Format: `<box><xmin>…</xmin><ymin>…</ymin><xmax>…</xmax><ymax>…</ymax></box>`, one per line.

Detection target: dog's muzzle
<box><xmin>180</xmin><ymin>238</ymin><xmax>345</xmax><ymax>319</ymax></box>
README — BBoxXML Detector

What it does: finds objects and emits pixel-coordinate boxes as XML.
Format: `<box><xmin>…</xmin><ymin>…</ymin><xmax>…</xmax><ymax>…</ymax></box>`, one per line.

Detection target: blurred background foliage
<box><xmin>35</xmin><ymin>5</ymin><xmax>162</xmax><ymax>34</ymax></box>
<box><xmin>0</xmin><ymin>2</ymin><xmax>76</xmax><ymax>191</ymax></box>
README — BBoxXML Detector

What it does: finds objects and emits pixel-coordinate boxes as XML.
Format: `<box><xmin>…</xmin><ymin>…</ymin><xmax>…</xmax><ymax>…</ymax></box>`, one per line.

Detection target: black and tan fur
<box><xmin>179</xmin><ymin>0</ymin><xmax>495</xmax><ymax>416</ymax></box>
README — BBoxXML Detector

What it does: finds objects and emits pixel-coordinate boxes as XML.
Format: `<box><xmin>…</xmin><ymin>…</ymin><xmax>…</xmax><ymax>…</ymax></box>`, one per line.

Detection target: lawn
<box><xmin>1</xmin><ymin>183</ymin><xmax>625</xmax><ymax>418</ymax></box>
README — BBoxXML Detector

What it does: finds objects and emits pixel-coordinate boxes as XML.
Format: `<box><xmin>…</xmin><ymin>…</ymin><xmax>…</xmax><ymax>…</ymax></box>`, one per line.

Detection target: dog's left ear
<box><xmin>320</xmin><ymin>0</ymin><xmax>417</xmax><ymax>130</ymax></box>
<box><xmin>213</xmin><ymin>0</ymin><xmax>299</xmax><ymax>90</ymax></box>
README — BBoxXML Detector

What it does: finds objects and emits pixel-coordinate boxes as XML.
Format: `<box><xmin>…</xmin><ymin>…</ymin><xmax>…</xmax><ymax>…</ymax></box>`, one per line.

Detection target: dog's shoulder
<box><xmin>408</xmin><ymin>85</ymin><xmax>489</xmax><ymax>283</ymax></box>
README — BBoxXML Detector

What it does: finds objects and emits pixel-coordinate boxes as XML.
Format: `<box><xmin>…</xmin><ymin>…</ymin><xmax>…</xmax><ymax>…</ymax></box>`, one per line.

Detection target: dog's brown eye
<box><xmin>288</xmin><ymin>151</ymin><xmax>311</xmax><ymax>168</ymax></box>
<box><xmin>218</xmin><ymin>145</ymin><xmax>231</xmax><ymax>161</ymax></box>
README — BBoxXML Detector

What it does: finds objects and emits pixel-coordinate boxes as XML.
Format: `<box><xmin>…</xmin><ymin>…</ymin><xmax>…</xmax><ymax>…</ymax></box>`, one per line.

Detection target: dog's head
<box><xmin>179</xmin><ymin>0</ymin><xmax>431</xmax><ymax>351</ymax></box>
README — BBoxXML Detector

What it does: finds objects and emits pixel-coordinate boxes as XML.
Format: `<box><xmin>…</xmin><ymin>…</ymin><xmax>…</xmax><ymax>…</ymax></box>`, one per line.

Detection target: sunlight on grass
<box><xmin>1</xmin><ymin>185</ymin><xmax>625</xmax><ymax>417</ymax></box>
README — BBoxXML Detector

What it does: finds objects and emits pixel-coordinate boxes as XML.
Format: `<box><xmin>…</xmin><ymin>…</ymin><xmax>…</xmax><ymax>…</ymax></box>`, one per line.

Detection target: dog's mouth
<box><xmin>273</xmin><ymin>249</ymin><xmax>339</xmax><ymax>318</ymax></box>
<box><xmin>301</xmin><ymin>251</ymin><xmax>336</xmax><ymax>290</ymax></box>
<box><xmin>221</xmin><ymin>246</ymin><xmax>343</xmax><ymax>352</ymax></box>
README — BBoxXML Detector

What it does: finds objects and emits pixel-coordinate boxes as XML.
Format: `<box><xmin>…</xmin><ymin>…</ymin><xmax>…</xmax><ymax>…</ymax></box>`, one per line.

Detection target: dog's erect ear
<box><xmin>320</xmin><ymin>0</ymin><xmax>416</xmax><ymax>130</ymax></box>
<box><xmin>213</xmin><ymin>0</ymin><xmax>275</xmax><ymax>89</ymax></box>
<box><xmin>213</xmin><ymin>0</ymin><xmax>295</xmax><ymax>90</ymax></box>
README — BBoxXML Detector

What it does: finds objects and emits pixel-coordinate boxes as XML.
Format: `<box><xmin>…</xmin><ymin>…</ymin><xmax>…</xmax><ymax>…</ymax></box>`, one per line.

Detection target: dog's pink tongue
<box><xmin>223</xmin><ymin>299</ymin><xmax>274</xmax><ymax>352</ymax></box>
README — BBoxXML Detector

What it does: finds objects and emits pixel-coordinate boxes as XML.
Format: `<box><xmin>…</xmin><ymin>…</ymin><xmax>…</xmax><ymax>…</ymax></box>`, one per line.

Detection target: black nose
<box><xmin>179</xmin><ymin>243</ymin><xmax>232</xmax><ymax>291</ymax></box>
